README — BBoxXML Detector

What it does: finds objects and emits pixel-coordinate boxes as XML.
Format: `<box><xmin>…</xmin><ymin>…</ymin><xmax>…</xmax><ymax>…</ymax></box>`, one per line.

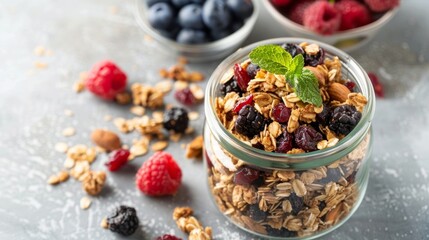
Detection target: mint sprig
<box><xmin>249</xmin><ymin>45</ymin><xmax>323</xmax><ymax>107</ymax></box>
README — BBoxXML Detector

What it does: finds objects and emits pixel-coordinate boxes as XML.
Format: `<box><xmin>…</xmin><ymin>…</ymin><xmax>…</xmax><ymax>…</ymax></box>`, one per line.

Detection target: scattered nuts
<box><xmin>91</xmin><ymin>129</ymin><xmax>121</xmax><ymax>152</ymax></box>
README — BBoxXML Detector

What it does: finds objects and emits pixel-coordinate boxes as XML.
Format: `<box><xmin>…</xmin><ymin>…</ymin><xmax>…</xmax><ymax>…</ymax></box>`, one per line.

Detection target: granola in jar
<box><xmin>204</xmin><ymin>39</ymin><xmax>375</xmax><ymax>239</ymax></box>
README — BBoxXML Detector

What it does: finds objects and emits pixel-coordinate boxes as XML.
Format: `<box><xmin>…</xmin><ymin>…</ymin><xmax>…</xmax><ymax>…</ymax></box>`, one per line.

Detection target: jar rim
<box><xmin>204</xmin><ymin>38</ymin><xmax>375</xmax><ymax>168</ymax></box>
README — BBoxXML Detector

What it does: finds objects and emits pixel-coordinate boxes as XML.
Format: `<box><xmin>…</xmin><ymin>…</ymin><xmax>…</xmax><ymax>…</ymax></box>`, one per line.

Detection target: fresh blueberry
<box><xmin>178</xmin><ymin>4</ymin><xmax>204</xmax><ymax>29</ymax></box>
<box><xmin>210</xmin><ymin>28</ymin><xmax>231</xmax><ymax>41</ymax></box>
<box><xmin>171</xmin><ymin>0</ymin><xmax>193</xmax><ymax>8</ymax></box>
<box><xmin>147</xmin><ymin>0</ymin><xmax>170</xmax><ymax>7</ymax></box>
<box><xmin>226</xmin><ymin>0</ymin><xmax>254</xmax><ymax>20</ymax></box>
<box><xmin>202</xmin><ymin>0</ymin><xmax>232</xmax><ymax>30</ymax></box>
<box><xmin>148</xmin><ymin>3</ymin><xmax>175</xmax><ymax>30</ymax></box>
<box><xmin>176</xmin><ymin>29</ymin><xmax>208</xmax><ymax>44</ymax></box>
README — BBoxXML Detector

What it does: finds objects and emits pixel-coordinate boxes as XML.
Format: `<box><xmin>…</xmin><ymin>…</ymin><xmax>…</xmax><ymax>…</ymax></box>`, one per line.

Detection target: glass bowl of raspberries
<box><xmin>203</xmin><ymin>38</ymin><xmax>375</xmax><ymax>238</ymax></box>
<box><xmin>135</xmin><ymin>0</ymin><xmax>260</xmax><ymax>62</ymax></box>
<box><xmin>263</xmin><ymin>0</ymin><xmax>400</xmax><ymax>51</ymax></box>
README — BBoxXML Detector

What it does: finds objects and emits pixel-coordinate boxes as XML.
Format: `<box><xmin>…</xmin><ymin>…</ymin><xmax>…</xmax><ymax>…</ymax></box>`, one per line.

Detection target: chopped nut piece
<box><xmin>185</xmin><ymin>135</ymin><xmax>203</xmax><ymax>159</ymax></box>
<box><xmin>151</xmin><ymin>141</ymin><xmax>169</xmax><ymax>151</ymax></box>
<box><xmin>80</xmin><ymin>196</ymin><xmax>92</xmax><ymax>209</ymax></box>
<box><xmin>189</xmin><ymin>84</ymin><xmax>204</xmax><ymax>101</ymax></box>
<box><xmin>91</xmin><ymin>129</ymin><xmax>121</xmax><ymax>152</ymax></box>
<box><xmin>82</xmin><ymin>171</ymin><xmax>106</xmax><ymax>196</ymax></box>
<box><xmin>131</xmin><ymin>83</ymin><xmax>164</xmax><ymax>108</ymax></box>
<box><xmin>173</xmin><ymin>206</ymin><xmax>193</xmax><ymax>220</ymax></box>
<box><xmin>115</xmin><ymin>92</ymin><xmax>131</xmax><ymax>105</ymax></box>
<box><xmin>173</xmin><ymin>207</ymin><xmax>212</xmax><ymax>240</ymax></box>
<box><xmin>130</xmin><ymin>138</ymin><xmax>149</xmax><ymax>157</ymax></box>
<box><xmin>155</xmin><ymin>80</ymin><xmax>173</xmax><ymax>93</ymax></box>
<box><xmin>100</xmin><ymin>218</ymin><xmax>109</xmax><ymax>229</ymax></box>
<box><xmin>62</xmin><ymin>127</ymin><xmax>76</xmax><ymax>137</ymax></box>
<box><xmin>73</xmin><ymin>80</ymin><xmax>85</xmax><ymax>93</ymax></box>
<box><xmin>130</xmin><ymin>106</ymin><xmax>145</xmax><ymax>116</ymax></box>
<box><xmin>188</xmin><ymin>111</ymin><xmax>199</xmax><ymax>121</ymax></box>
<box><xmin>47</xmin><ymin>171</ymin><xmax>69</xmax><ymax>185</ymax></box>
<box><xmin>55</xmin><ymin>142</ymin><xmax>69</xmax><ymax>153</ymax></box>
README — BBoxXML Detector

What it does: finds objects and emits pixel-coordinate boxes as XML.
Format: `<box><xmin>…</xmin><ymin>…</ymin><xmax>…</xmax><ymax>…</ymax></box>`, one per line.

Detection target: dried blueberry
<box><xmin>281</xmin><ymin>43</ymin><xmax>304</xmax><ymax>57</ymax></box>
<box><xmin>265</xmin><ymin>226</ymin><xmax>297</xmax><ymax>237</ymax></box>
<box><xmin>294</xmin><ymin>125</ymin><xmax>323</xmax><ymax>152</ymax></box>
<box><xmin>318</xmin><ymin>201</ymin><xmax>326</xmax><ymax>211</ymax></box>
<box><xmin>220</xmin><ymin>77</ymin><xmax>242</xmax><ymax>96</ymax></box>
<box><xmin>289</xmin><ymin>192</ymin><xmax>304</xmax><ymax>215</ymax></box>
<box><xmin>247</xmin><ymin>204</ymin><xmax>267</xmax><ymax>222</ymax></box>
<box><xmin>316</xmin><ymin>103</ymin><xmax>331</xmax><ymax>126</ymax></box>
<box><xmin>316</xmin><ymin>167</ymin><xmax>342</xmax><ymax>184</ymax></box>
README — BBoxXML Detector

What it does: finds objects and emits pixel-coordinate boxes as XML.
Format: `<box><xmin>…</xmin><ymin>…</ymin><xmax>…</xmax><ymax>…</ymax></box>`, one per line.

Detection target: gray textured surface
<box><xmin>1</xmin><ymin>0</ymin><xmax>428</xmax><ymax>239</ymax></box>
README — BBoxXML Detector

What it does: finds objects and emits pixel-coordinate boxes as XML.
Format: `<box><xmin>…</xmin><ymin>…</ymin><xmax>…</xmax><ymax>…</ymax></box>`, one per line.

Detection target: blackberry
<box><xmin>328</xmin><ymin>105</ymin><xmax>361</xmax><ymax>135</ymax></box>
<box><xmin>246</xmin><ymin>63</ymin><xmax>260</xmax><ymax>79</ymax></box>
<box><xmin>304</xmin><ymin>47</ymin><xmax>325</xmax><ymax>67</ymax></box>
<box><xmin>247</xmin><ymin>204</ymin><xmax>267</xmax><ymax>222</ymax></box>
<box><xmin>288</xmin><ymin>192</ymin><xmax>304</xmax><ymax>215</ymax></box>
<box><xmin>235</xmin><ymin>105</ymin><xmax>266</xmax><ymax>138</ymax></box>
<box><xmin>281</xmin><ymin>43</ymin><xmax>304</xmax><ymax>57</ymax></box>
<box><xmin>294</xmin><ymin>125</ymin><xmax>323</xmax><ymax>152</ymax></box>
<box><xmin>163</xmin><ymin>107</ymin><xmax>189</xmax><ymax>133</ymax></box>
<box><xmin>316</xmin><ymin>103</ymin><xmax>331</xmax><ymax>126</ymax></box>
<box><xmin>220</xmin><ymin>77</ymin><xmax>242</xmax><ymax>96</ymax></box>
<box><xmin>107</xmin><ymin>205</ymin><xmax>139</xmax><ymax>236</ymax></box>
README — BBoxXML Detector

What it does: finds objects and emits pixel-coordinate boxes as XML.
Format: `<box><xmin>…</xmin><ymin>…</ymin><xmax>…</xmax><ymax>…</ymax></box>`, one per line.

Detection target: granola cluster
<box><xmin>207</xmin><ymin>42</ymin><xmax>372</xmax><ymax>237</ymax></box>
<box><xmin>173</xmin><ymin>207</ymin><xmax>213</xmax><ymax>240</ymax></box>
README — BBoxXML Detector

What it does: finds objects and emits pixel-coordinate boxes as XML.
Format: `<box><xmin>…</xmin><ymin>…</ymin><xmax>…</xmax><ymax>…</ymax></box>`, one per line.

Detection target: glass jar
<box><xmin>203</xmin><ymin>38</ymin><xmax>375</xmax><ymax>239</ymax></box>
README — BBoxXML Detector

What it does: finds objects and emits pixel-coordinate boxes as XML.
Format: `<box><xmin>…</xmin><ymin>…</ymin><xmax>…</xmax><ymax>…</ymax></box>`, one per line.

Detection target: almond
<box><xmin>327</xmin><ymin>82</ymin><xmax>350</xmax><ymax>102</ymax></box>
<box><xmin>305</xmin><ymin>66</ymin><xmax>327</xmax><ymax>86</ymax></box>
<box><xmin>91</xmin><ymin>129</ymin><xmax>121</xmax><ymax>151</ymax></box>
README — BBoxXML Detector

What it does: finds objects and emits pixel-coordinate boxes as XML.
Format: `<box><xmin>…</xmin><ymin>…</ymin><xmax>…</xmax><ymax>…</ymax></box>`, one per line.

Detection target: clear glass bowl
<box><xmin>262</xmin><ymin>0</ymin><xmax>399</xmax><ymax>52</ymax></box>
<box><xmin>203</xmin><ymin>38</ymin><xmax>376</xmax><ymax>239</ymax></box>
<box><xmin>134</xmin><ymin>0</ymin><xmax>260</xmax><ymax>62</ymax></box>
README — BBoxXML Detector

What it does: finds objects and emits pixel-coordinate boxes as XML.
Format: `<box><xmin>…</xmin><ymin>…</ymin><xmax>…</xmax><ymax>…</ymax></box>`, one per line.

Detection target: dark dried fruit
<box><xmin>235</xmin><ymin>105</ymin><xmax>266</xmax><ymax>138</ymax></box>
<box><xmin>344</xmin><ymin>80</ymin><xmax>356</xmax><ymax>92</ymax></box>
<box><xmin>233</xmin><ymin>95</ymin><xmax>253</xmax><ymax>113</ymax></box>
<box><xmin>174</xmin><ymin>88</ymin><xmax>196</xmax><ymax>105</ymax></box>
<box><xmin>276</xmin><ymin>131</ymin><xmax>294</xmax><ymax>153</ymax></box>
<box><xmin>163</xmin><ymin>107</ymin><xmax>189</xmax><ymax>133</ymax></box>
<box><xmin>246</xmin><ymin>63</ymin><xmax>260</xmax><ymax>79</ymax></box>
<box><xmin>234</xmin><ymin>63</ymin><xmax>251</xmax><ymax>91</ymax></box>
<box><xmin>328</xmin><ymin>105</ymin><xmax>361</xmax><ymax>135</ymax></box>
<box><xmin>247</xmin><ymin>204</ymin><xmax>267</xmax><ymax>221</ymax></box>
<box><xmin>318</xmin><ymin>201</ymin><xmax>326</xmax><ymax>211</ymax></box>
<box><xmin>304</xmin><ymin>47</ymin><xmax>325</xmax><ymax>67</ymax></box>
<box><xmin>107</xmin><ymin>205</ymin><xmax>139</xmax><ymax>236</ymax></box>
<box><xmin>368</xmin><ymin>72</ymin><xmax>384</xmax><ymax>98</ymax></box>
<box><xmin>289</xmin><ymin>192</ymin><xmax>304</xmax><ymax>215</ymax></box>
<box><xmin>316</xmin><ymin>167</ymin><xmax>342</xmax><ymax>184</ymax></box>
<box><xmin>294</xmin><ymin>125</ymin><xmax>323</xmax><ymax>151</ymax></box>
<box><xmin>234</xmin><ymin>166</ymin><xmax>260</xmax><ymax>186</ymax></box>
<box><xmin>265</xmin><ymin>225</ymin><xmax>297</xmax><ymax>237</ymax></box>
<box><xmin>156</xmin><ymin>234</ymin><xmax>182</xmax><ymax>240</ymax></box>
<box><xmin>220</xmin><ymin>78</ymin><xmax>242</xmax><ymax>96</ymax></box>
<box><xmin>316</xmin><ymin>103</ymin><xmax>331</xmax><ymax>126</ymax></box>
<box><xmin>281</xmin><ymin>43</ymin><xmax>304</xmax><ymax>57</ymax></box>
<box><xmin>271</xmin><ymin>103</ymin><xmax>291</xmax><ymax>123</ymax></box>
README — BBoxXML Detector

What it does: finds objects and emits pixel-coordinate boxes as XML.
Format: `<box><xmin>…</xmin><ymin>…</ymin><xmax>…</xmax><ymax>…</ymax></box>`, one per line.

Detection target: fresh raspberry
<box><xmin>368</xmin><ymin>72</ymin><xmax>384</xmax><ymax>98</ymax></box>
<box><xmin>364</xmin><ymin>0</ymin><xmax>399</xmax><ymax>12</ymax></box>
<box><xmin>105</xmin><ymin>149</ymin><xmax>130</xmax><ymax>171</ymax></box>
<box><xmin>303</xmin><ymin>1</ymin><xmax>341</xmax><ymax>35</ymax></box>
<box><xmin>156</xmin><ymin>234</ymin><xmax>182</xmax><ymax>240</ymax></box>
<box><xmin>85</xmin><ymin>60</ymin><xmax>127</xmax><ymax>100</ymax></box>
<box><xmin>335</xmin><ymin>0</ymin><xmax>371</xmax><ymax>31</ymax></box>
<box><xmin>271</xmin><ymin>0</ymin><xmax>293</xmax><ymax>7</ymax></box>
<box><xmin>135</xmin><ymin>151</ymin><xmax>182</xmax><ymax>196</ymax></box>
<box><xmin>287</xmin><ymin>0</ymin><xmax>313</xmax><ymax>25</ymax></box>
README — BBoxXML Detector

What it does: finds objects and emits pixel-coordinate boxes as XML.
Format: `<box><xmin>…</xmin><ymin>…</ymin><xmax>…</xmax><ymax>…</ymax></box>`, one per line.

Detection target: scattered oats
<box><xmin>64</xmin><ymin>158</ymin><xmax>75</xmax><ymax>169</ymax></box>
<box><xmin>73</xmin><ymin>80</ymin><xmax>85</xmax><ymax>93</ymax></box>
<box><xmin>327</xmin><ymin>138</ymin><xmax>339</xmax><ymax>148</ymax></box>
<box><xmin>185</xmin><ymin>135</ymin><xmax>203</xmax><ymax>159</ymax></box>
<box><xmin>131</xmin><ymin>83</ymin><xmax>164</xmax><ymax>108</ymax></box>
<box><xmin>64</xmin><ymin>109</ymin><xmax>74</xmax><ymax>117</ymax></box>
<box><xmin>47</xmin><ymin>171</ymin><xmax>69</xmax><ymax>185</ymax></box>
<box><xmin>130</xmin><ymin>106</ymin><xmax>145</xmax><ymax>116</ymax></box>
<box><xmin>185</xmin><ymin>127</ymin><xmax>194</xmax><ymax>135</ymax></box>
<box><xmin>80</xmin><ymin>196</ymin><xmax>92</xmax><ymax>210</ymax></box>
<box><xmin>317</xmin><ymin>140</ymin><xmax>328</xmax><ymax>150</ymax></box>
<box><xmin>190</xmin><ymin>84</ymin><xmax>204</xmax><ymax>101</ymax></box>
<box><xmin>152</xmin><ymin>111</ymin><xmax>164</xmax><ymax>122</ymax></box>
<box><xmin>170</xmin><ymin>133</ymin><xmax>182</xmax><ymax>142</ymax></box>
<box><xmin>62</xmin><ymin>127</ymin><xmax>76</xmax><ymax>137</ymax></box>
<box><xmin>159</xmin><ymin>68</ymin><xmax>169</xmax><ymax>78</ymax></box>
<box><xmin>104</xmin><ymin>115</ymin><xmax>112</xmax><ymax>121</ymax></box>
<box><xmin>130</xmin><ymin>138</ymin><xmax>149</xmax><ymax>157</ymax></box>
<box><xmin>82</xmin><ymin>171</ymin><xmax>106</xmax><ymax>196</ymax></box>
<box><xmin>151</xmin><ymin>141</ymin><xmax>169</xmax><ymax>151</ymax></box>
<box><xmin>34</xmin><ymin>61</ymin><xmax>48</xmax><ymax>69</ymax></box>
<box><xmin>34</xmin><ymin>46</ymin><xmax>46</xmax><ymax>56</ymax></box>
<box><xmin>101</xmin><ymin>218</ymin><xmax>109</xmax><ymax>229</ymax></box>
<box><xmin>55</xmin><ymin>142</ymin><xmax>69</xmax><ymax>153</ymax></box>
<box><xmin>155</xmin><ymin>80</ymin><xmax>173</xmax><ymax>93</ymax></box>
<box><xmin>189</xmin><ymin>72</ymin><xmax>204</xmax><ymax>82</ymax></box>
<box><xmin>188</xmin><ymin>111</ymin><xmax>199</xmax><ymax>121</ymax></box>
<box><xmin>175</xmin><ymin>81</ymin><xmax>189</xmax><ymax>90</ymax></box>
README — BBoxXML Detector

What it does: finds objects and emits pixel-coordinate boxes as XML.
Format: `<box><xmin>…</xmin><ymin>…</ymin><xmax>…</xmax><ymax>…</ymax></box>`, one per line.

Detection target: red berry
<box><xmin>344</xmin><ymin>81</ymin><xmax>356</xmax><ymax>92</ymax></box>
<box><xmin>156</xmin><ymin>234</ymin><xmax>182</xmax><ymax>240</ymax></box>
<box><xmin>174</xmin><ymin>88</ymin><xmax>196</xmax><ymax>106</ymax></box>
<box><xmin>135</xmin><ymin>151</ymin><xmax>182</xmax><ymax>196</ymax></box>
<box><xmin>271</xmin><ymin>103</ymin><xmax>291</xmax><ymax>123</ymax></box>
<box><xmin>85</xmin><ymin>60</ymin><xmax>127</xmax><ymax>100</ymax></box>
<box><xmin>287</xmin><ymin>0</ymin><xmax>313</xmax><ymax>25</ymax></box>
<box><xmin>234</xmin><ymin>166</ymin><xmax>260</xmax><ymax>186</ymax></box>
<box><xmin>335</xmin><ymin>0</ymin><xmax>371</xmax><ymax>31</ymax></box>
<box><xmin>364</xmin><ymin>0</ymin><xmax>399</xmax><ymax>12</ymax></box>
<box><xmin>303</xmin><ymin>1</ymin><xmax>341</xmax><ymax>35</ymax></box>
<box><xmin>271</xmin><ymin>0</ymin><xmax>292</xmax><ymax>7</ymax></box>
<box><xmin>233</xmin><ymin>95</ymin><xmax>253</xmax><ymax>114</ymax></box>
<box><xmin>368</xmin><ymin>72</ymin><xmax>384</xmax><ymax>98</ymax></box>
<box><xmin>233</xmin><ymin>63</ymin><xmax>251</xmax><ymax>91</ymax></box>
<box><xmin>105</xmin><ymin>149</ymin><xmax>130</xmax><ymax>171</ymax></box>
<box><xmin>276</xmin><ymin>131</ymin><xmax>294</xmax><ymax>153</ymax></box>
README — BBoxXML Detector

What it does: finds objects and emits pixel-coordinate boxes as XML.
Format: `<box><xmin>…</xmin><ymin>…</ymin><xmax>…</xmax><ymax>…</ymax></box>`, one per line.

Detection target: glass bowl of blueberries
<box><xmin>263</xmin><ymin>0</ymin><xmax>399</xmax><ymax>51</ymax></box>
<box><xmin>135</xmin><ymin>0</ymin><xmax>260</xmax><ymax>62</ymax></box>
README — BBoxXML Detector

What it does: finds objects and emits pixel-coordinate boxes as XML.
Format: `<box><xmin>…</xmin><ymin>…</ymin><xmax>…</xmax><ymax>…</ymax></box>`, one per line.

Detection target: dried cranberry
<box><xmin>156</xmin><ymin>234</ymin><xmax>182</xmax><ymax>240</ymax></box>
<box><xmin>344</xmin><ymin>81</ymin><xmax>356</xmax><ymax>92</ymax></box>
<box><xmin>271</xmin><ymin>103</ymin><xmax>291</xmax><ymax>123</ymax></box>
<box><xmin>233</xmin><ymin>95</ymin><xmax>253</xmax><ymax>114</ymax></box>
<box><xmin>276</xmin><ymin>131</ymin><xmax>294</xmax><ymax>153</ymax></box>
<box><xmin>234</xmin><ymin>63</ymin><xmax>251</xmax><ymax>91</ymax></box>
<box><xmin>234</xmin><ymin>166</ymin><xmax>260</xmax><ymax>186</ymax></box>
<box><xmin>368</xmin><ymin>72</ymin><xmax>384</xmax><ymax>98</ymax></box>
<box><xmin>105</xmin><ymin>149</ymin><xmax>130</xmax><ymax>171</ymax></box>
<box><xmin>294</xmin><ymin>125</ymin><xmax>323</xmax><ymax>152</ymax></box>
<box><xmin>174</xmin><ymin>88</ymin><xmax>196</xmax><ymax>105</ymax></box>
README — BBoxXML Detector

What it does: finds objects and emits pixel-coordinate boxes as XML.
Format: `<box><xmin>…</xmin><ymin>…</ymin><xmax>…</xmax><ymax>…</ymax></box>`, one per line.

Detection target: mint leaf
<box><xmin>295</xmin><ymin>69</ymin><xmax>323</xmax><ymax>107</ymax></box>
<box><xmin>288</xmin><ymin>54</ymin><xmax>304</xmax><ymax>76</ymax></box>
<box><xmin>249</xmin><ymin>45</ymin><xmax>292</xmax><ymax>75</ymax></box>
